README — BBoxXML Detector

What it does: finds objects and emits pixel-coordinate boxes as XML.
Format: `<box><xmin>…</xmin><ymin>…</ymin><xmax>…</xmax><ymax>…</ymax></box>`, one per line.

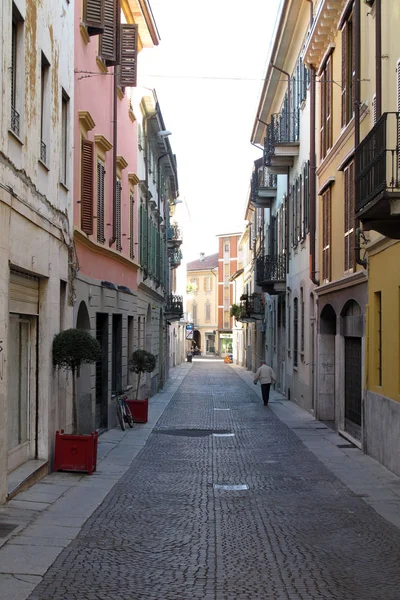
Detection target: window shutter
<box><xmin>116</xmin><ymin>178</ymin><xmax>122</xmax><ymax>251</ymax></box>
<box><xmin>100</xmin><ymin>0</ymin><xmax>120</xmax><ymax>65</ymax></box>
<box><xmin>326</xmin><ymin>57</ymin><xmax>332</xmax><ymax>151</ymax></box>
<box><xmin>341</xmin><ymin>23</ymin><xmax>348</xmax><ymax>128</ymax></box>
<box><xmin>84</xmin><ymin>0</ymin><xmax>104</xmax><ymax>36</ymax></box>
<box><xmin>349</xmin><ymin>161</ymin><xmax>355</xmax><ymax>269</ymax></box>
<box><xmin>81</xmin><ymin>139</ymin><xmax>94</xmax><ymax>235</ymax></box>
<box><xmin>372</xmin><ymin>94</ymin><xmax>376</xmax><ymax>125</ymax></box>
<box><xmin>322</xmin><ymin>189</ymin><xmax>331</xmax><ymax>282</ymax></box>
<box><xmin>97</xmin><ymin>160</ymin><xmax>105</xmax><ymax>243</ymax></box>
<box><xmin>129</xmin><ymin>191</ymin><xmax>134</xmax><ymax>259</ymax></box>
<box><xmin>120</xmin><ymin>24</ymin><xmax>138</xmax><ymax>87</ymax></box>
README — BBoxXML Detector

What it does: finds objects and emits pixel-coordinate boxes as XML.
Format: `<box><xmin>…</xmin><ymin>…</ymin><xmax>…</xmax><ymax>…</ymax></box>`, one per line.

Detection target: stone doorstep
<box><xmin>7</xmin><ymin>460</ymin><xmax>49</xmax><ymax>501</ymax></box>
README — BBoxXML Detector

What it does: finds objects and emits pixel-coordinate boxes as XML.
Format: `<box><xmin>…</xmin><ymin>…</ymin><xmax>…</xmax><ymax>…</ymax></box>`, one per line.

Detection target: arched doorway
<box><xmin>318</xmin><ymin>303</ymin><xmax>336</xmax><ymax>422</ymax></box>
<box><xmin>341</xmin><ymin>300</ymin><xmax>362</xmax><ymax>441</ymax></box>
<box><xmin>193</xmin><ymin>329</ymin><xmax>201</xmax><ymax>354</ymax></box>
<box><xmin>76</xmin><ymin>301</ymin><xmax>93</xmax><ymax>433</ymax></box>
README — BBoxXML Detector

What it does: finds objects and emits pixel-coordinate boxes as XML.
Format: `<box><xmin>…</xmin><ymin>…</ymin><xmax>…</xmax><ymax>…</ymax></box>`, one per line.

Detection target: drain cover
<box><xmin>214</xmin><ymin>484</ymin><xmax>249</xmax><ymax>491</ymax></box>
<box><xmin>0</xmin><ymin>523</ymin><xmax>18</xmax><ymax>538</ymax></box>
<box><xmin>156</xmin><ymin>429</ymin><xmax>232</xmax><ymax>437</ymax></box>
<box><xmin>214</xmin><ymin>408</ymin><xmax>230</xmax><ymax>411</ymax></box>
<box><xmin>213</xmin><ymin>433</ymin><xmax>235</xmax><ymax>437</ymax></box>
<box><xmin>337</xmin><ymin>443</ymin><xmax>357</xmax><ymax>448</ymax></box>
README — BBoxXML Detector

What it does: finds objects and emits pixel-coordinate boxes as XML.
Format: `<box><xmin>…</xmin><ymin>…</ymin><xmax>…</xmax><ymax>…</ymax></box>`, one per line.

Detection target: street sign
<box><xmin>186</xmin><ymin>330</ymin><xmax>193</xmax><ymax>340</ymax></box>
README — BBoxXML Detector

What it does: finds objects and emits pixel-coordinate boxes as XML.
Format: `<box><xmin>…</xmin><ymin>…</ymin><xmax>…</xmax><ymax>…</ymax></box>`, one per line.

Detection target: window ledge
<box><xmin>80</xmin><ymin>23</ymin><xmax>90</xmax><ymax>45</ymax></box>
<box><xmin>38</xmin><ymin>158</ymin><xmax>49</xmax><ymax>172</ymax></box>
<box><xmin>96</xmin><ymin>56</ymin><xmax>108</xmax><ymax>73</ymax></box>
<box><xmin>8</xmin><ymin>128</ymin><xmax>23</xmax><ymax>146</ymax></box>
<box><xmin>129</xmin><ymin>108</ymin><xmax>136</xmax><ymax>122</ymax></box>
<box><xmin>59</xmin><ymin>180</ymin><xmax>69</xmax><ymax>192</ymax></box>
<box><xmin>117</xmin><ymin>86</ymin><xmax>125</xmax><ymax>100</ymax></box>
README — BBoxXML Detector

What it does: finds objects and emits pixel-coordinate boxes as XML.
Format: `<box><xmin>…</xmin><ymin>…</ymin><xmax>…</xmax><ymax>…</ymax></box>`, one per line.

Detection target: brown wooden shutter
<box><xmin>326</xmin><ymin>56</ymin><xmax>332</xmax><ymax>151</ymax></box>
<box><xmin>120</xmin><ymin>24</ymin><xmax>138</xmax><ymax>87</ymax></box>
<box><xmin>349</xmin><ymin>160</ymin><xmax>355</xmax><ymax>269</ymax></box>
<box><xmin>84</xmin><ymin>0</ymin><xmax>104</xmax><ymax>36</ymax></box>
<box><xmin>341</xmin><ymin>23</ymin><xmax>347</xmax><ymax>128</ymax></box>
<box><xmin>320</xmin><ymin>69</ymin><xmax>326</xmax><ymax>158</ymax></box>
<box><xmin>322</xmin><ymin>189</ymin><xmax>331</xmax><ymax>282</ymax></box>
<box><xmin>97</xmin><ymin>160</ymin><xmax>105</xmax><ymax>243</ymax></box>
<box><xmin>116</xmin><ymin>178</ymin><xmax>122</xmax><ymax>251</ymax></box>
<box><xmin>81</xmin><ymin>139</ymin><xmax>94</xmax><ymax>235</ymax></box>
<box><xmin>100</xmin><ymin>0</ymin><xmax>120</xmax><ymax>65</ymax></box>
<box><xmin>129</xmin><ymin>191</ymin><xmax>135</xmax><ymax>259</ymax></box>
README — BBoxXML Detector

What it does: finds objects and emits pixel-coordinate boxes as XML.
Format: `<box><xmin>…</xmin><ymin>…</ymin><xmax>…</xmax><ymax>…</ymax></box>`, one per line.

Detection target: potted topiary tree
<box><xmin>52</xmin><ymin>328</ymin><xmax>102</xmax><ymax>474</ymax></box>
<box><xmin>126</xmin><ymin>349</ymin><xmax>156</xmax><ymax>423</ymax></box>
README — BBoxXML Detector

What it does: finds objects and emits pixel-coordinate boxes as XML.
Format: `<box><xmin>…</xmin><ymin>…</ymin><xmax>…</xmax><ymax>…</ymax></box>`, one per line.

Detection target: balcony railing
<box><xmin>264</xmin><ymin>110</ymin><xmax>300</xmax><ymax>166</ymax></box>
<box><xmin>256</xmin><ymin>254</ymin><xmax>286</xmax><ymax>293</ymax></box>
<box><xmin>251</xmin><ymin>167</ymin><xmax>277</xmax><ymax>201</ymax></box>
<box><xmin>170</xmin><ymin>249</ymin><xmax>182</xmax><ymax>268</ymax></box>
<box><xmin>11</xmin><ymin>105</ymin><xmax>20</xmax><ymax>137</ymax></box>
<box><xmin>165</xmin><ymin>294</ymin><xmax>184</xmax><ymax>320</ymax></box>
<box><xmin>167</xmin><ymin>223</ymin><xmax>182</xmax><ymax>246</ymax></box>
<box><xmin>237</xmin><ymin>293</ymin><xmax>264</xmax><ymax>321</ymax></box>
<box><xmin>355</xmin><ymin>112</ymin><xmax>400</xmax><ymax>213</ymax></box>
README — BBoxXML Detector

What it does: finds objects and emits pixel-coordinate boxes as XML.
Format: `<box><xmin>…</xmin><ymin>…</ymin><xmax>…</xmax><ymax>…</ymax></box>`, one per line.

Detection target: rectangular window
<box><xmin>11</xmin><ymin>3</ymin><xmax>24</xmax><ymax>137</ymax></box>
<box><xmin>320</xmin><ymin>55</ymin><xmax>332</xmax><ymax>159</ymax></box>
<box><xmin>40</xmin><ymin>53</ymin><xmax>50</xmax><ymax>164</ymax></box>
<box><xmin>192</xmin><ymin>303</ymin><xmax>198</xmax><ymax>325</ymax></box>
<box><xmin>374</xmin><ymin>292</ymin><xmax>382</xmax><ymax>386</ymax></box>
<box><xmin>224</xmin><ymin>263</ymin><xmax>230</xmax><ymax>277</ymax></box>
<box><xmin>129</xmin><ymin>190</ymin><xmax>135</xmax><ymax>259</ymax></box>
<box><xmin>205</xmin><ymin>302</ymin><xmax>211</xmax><ymax>322</ymax></box>
<box><xmin>61</xmin><ymin>91</ymin><xmax>69</xmax><ymax>185</ymax></box>
<box><xmin>116</xmin><ymin>177</ymin><xmax>122</xmax><ymax>251</ymax></box>
<box><xmin>287</xmin><ymin>299</ymin><xmax>291</xmax><ymax>352</ymax></box>
<box><xmin>97</xmin><ymin>160</ymin><xmax>105</xmax><ymax>243</ymax></box>
<box><xmin>293</xmin><ymin>297</ymin><xmax>298</xmax><ymax>367</ymax></box>
<box><xmin>303</xmin><ymin>161</ymin><xmax>310</xmax><ymax>234</ymax></box>
<box><xmin>204</xmin><ymin>275</ymin><xmax>212</xmax><ymax>292</ymax></box>
<box><xmin>341</xmin><ymin>13</ymin><xmax>354</xmax><ymax>128</ymax></box>
<box><xmin>322</xmin><ymin>188</ymin><xmax>331</xmax><ymax>283</ymax></box>
<box><xmin>224</xmin><ymin>243</ymin><xmax>229</xmax><ymax>252</ymax></box>
<box><xmin>344</xmin><ymin>160</ymin><xmax>355</xmax><ymax>272</ymax></box>
<box><xmin>81</xmin><ymin>138</ymin><xmax>94</xmax><ymax>234</ymax></box>
<box><xmin>223</xmin><ymin>311</ymin><xmax>230</xmax><ymax>329</ymax></box>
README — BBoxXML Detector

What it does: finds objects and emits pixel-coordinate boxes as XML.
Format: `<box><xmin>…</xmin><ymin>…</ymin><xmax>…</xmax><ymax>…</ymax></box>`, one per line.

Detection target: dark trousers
<box><xmin>261</xmin><ymin>383</ymin><xmax>271</xmax><ymax>405</ymax></box>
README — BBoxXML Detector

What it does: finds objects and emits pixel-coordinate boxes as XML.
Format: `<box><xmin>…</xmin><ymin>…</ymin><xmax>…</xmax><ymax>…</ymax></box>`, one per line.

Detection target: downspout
<box><xmin>109</xmin><ymin>66</ymin><xmax>118</xmax><ymax>247</ymax></box>
<box><xmin>309</xmin><ymin>65</ymin><xmax>319</xmax><ymax>284</ymax></box>
<box><xmin>354</xmin><ymin>0</ymin><xmax>367</xmax><ymax>267</ymax></box>
<box><xmin>375</xmin><ymin>0</ymin><xmax>382</xmax><ymax>120</ymax></box>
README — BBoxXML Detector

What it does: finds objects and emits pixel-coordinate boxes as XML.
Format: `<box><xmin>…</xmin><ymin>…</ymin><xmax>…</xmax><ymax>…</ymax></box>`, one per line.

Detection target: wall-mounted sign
<box><xmin>220</xmin><ymin>333</ymin><xmax>233</xmax><ymax>339</ymax></box>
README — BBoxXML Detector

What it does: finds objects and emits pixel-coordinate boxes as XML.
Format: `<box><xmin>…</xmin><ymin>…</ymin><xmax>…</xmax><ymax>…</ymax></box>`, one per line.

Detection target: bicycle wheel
<box><xmin>116</xmin><ymin>403</ymin><xmax>125</xmax><ymax>431</ymax></box>
<box><xmin>125</xmin><ymin>403</ymin><xmax>134</xmax><ymax>428</ymax></box>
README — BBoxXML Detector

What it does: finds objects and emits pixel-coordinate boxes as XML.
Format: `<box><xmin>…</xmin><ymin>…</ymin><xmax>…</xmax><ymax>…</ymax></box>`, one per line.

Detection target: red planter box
<box><xmin>125</xmin><ymin>398</ymin><xmax>148</xmax><ymax>423</ymax></box>
<box><xmin>54</xmin><ymin>430</ymin><xmax>98</xmax><ymax>475</ymax></box>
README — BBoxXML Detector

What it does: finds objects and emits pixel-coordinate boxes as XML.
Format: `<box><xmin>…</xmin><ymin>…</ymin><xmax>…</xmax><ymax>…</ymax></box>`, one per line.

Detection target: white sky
<box><xmin>138</xmin><ymin>0</ymin><xmax>281</xmax><ymax>262</ymax></box>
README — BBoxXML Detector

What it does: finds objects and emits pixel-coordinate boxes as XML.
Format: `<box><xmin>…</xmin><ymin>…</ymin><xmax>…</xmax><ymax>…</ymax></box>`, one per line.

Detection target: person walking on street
<box><xmin>254</xmin><ymin>360</ymin><xmax>276</xmax><ymax>405</ymax></box>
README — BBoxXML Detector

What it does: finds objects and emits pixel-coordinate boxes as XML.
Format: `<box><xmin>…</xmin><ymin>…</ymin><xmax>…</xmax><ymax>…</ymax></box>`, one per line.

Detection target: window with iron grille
<box><xmin>97</xmin><ymin>160</ymin><xmax>105</xmax><ymax>243</ymax></box>
<box><xmin>116</xmin><ymin>177</ymin><xmax>122</xmax><ymax>251</ymax></box>
<box><xmin>341</xmin><ymin>10</ymin><xmax>354</xmax><ymax>128</ymax></box>
<box><xmin>61</xmin><ymin>91</ymin><xmax>69</xmax><ymax>185</ymax></box>
<box><xmin>344</xmin><ymin>161</ymin><xmax>355</xmax><ymax>272</ymax></box>
<box><xmin>11</xmin><ymin>3</ymin><xmax>23</xmax><ymax>138</ymax></box>
<box><xmin>322</xmin><ymin>188</ymin><xmax>332</xmax><ymax>283</ymax></box>
<box><xmin>129</xmin><ymin>190</ymin><xmax>134</xmax><ymax>258</ymax></box>
<box><xmin>320</xmin><ymin>55</ymin><xmax>332</xmax><ymax>159</ymax></box>
<box><xmin>293</xmin><ymin>297</ymin><xmax>298</xmax><ymax>367</ymax></box>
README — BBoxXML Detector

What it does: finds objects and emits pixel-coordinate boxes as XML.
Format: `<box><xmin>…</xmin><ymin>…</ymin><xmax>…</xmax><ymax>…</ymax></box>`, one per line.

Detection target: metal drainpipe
<box><xmin>354</xmin><ymin>0</ymin><xmax>367</xmax><ymax>267</ymax></box>
<box><xmin>309</xmin><ymin>66</ymin><xmax>319</xmax><ymax>284</ymax></box>
<box><xmin>270</xmin><ymin>62</ymin><xmax>291</xmax><ymax>133</ymax></box>
<box><xmin>375</xmin><ymin>0</ymin><xmax>382</xmax><ymax>120</ymax></box>
<box><xmin>109</xmin><ymin>66</ymin><xmax>118</xmax><ymax>247</ymax></box>
<box><xmin>143</xmin><ymin>111</ymin><xmax>157</xmax><ymax>279</ymax></box>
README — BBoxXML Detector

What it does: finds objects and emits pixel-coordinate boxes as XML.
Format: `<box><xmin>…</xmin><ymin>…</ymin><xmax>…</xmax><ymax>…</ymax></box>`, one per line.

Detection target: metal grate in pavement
<box><xmin>214</xmin><ymin>484</ymin><xmax>249</xmax><ymax>491</ymax></box>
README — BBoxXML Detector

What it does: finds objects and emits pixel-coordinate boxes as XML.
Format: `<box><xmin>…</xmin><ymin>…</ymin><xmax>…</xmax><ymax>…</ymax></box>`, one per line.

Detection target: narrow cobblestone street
<box><xmin>27</xmin><ymin>361</ymin><xmax>400</xmax><ymax>600</ymax></box>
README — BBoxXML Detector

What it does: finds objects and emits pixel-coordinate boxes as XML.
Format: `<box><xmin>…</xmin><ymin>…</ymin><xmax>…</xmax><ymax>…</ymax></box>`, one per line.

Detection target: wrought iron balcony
<box><xmin>237</xmin><ymin>293</ymin><xmax>264</xmax><ymax>322</ymax></box>
<box><xmin>167</xmin><ymin>223</ymin><xmax>182</xmax><ymax>248</ymax></box>
<box><xmin>355</xmin><ymin>112</ymin><xmax>400</xmax><ymax>239</ymax></box>
<box><xmin>251</xmin><ymin>161</ymin><xmax>277</xmax><ymax>209</ymax></box>
<box><xmin>165</xmin><ymin>294</ymin><xmax>184</xmax><ymax>321</ymax></box>
<box><xmin>170</xmin><ymin>249</ymin><xmax>182</xmax><ymax>269</ymax></box>
<box><xmin>264</xmin><ymin>110</ymin><xmax>300</xmax><ymax>171</ymax></box>
<box><xmin>255</xmin><ymin>254</ymin><xmax>286</xmax><ymax>294</ymax></box>
<box><xmin>11</xmin><ymin>105</ymin><xmax>20</xmax><ymax>137</ymax></box>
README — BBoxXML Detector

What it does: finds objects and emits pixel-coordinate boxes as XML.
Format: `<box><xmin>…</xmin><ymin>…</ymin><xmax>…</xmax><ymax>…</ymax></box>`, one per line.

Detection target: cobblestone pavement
<box><xmin>29</xmin><ymin>362</ymin><xmax>400</xmax><ymax>599</ymax></box>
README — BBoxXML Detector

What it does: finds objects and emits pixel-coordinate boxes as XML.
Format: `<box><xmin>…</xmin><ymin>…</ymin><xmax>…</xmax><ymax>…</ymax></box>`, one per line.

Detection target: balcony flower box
<box><xmin>53</xmin><ymin>430</ymin><xmax>98</xmax><ymax>475</ymax></box>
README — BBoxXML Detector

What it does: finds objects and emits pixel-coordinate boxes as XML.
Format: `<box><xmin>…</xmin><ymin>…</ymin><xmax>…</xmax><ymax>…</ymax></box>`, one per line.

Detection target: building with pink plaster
<box><xmin>73</xmin><ymin>0</ymin><xmax>181</xmax><ymax>432</ymax></box>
